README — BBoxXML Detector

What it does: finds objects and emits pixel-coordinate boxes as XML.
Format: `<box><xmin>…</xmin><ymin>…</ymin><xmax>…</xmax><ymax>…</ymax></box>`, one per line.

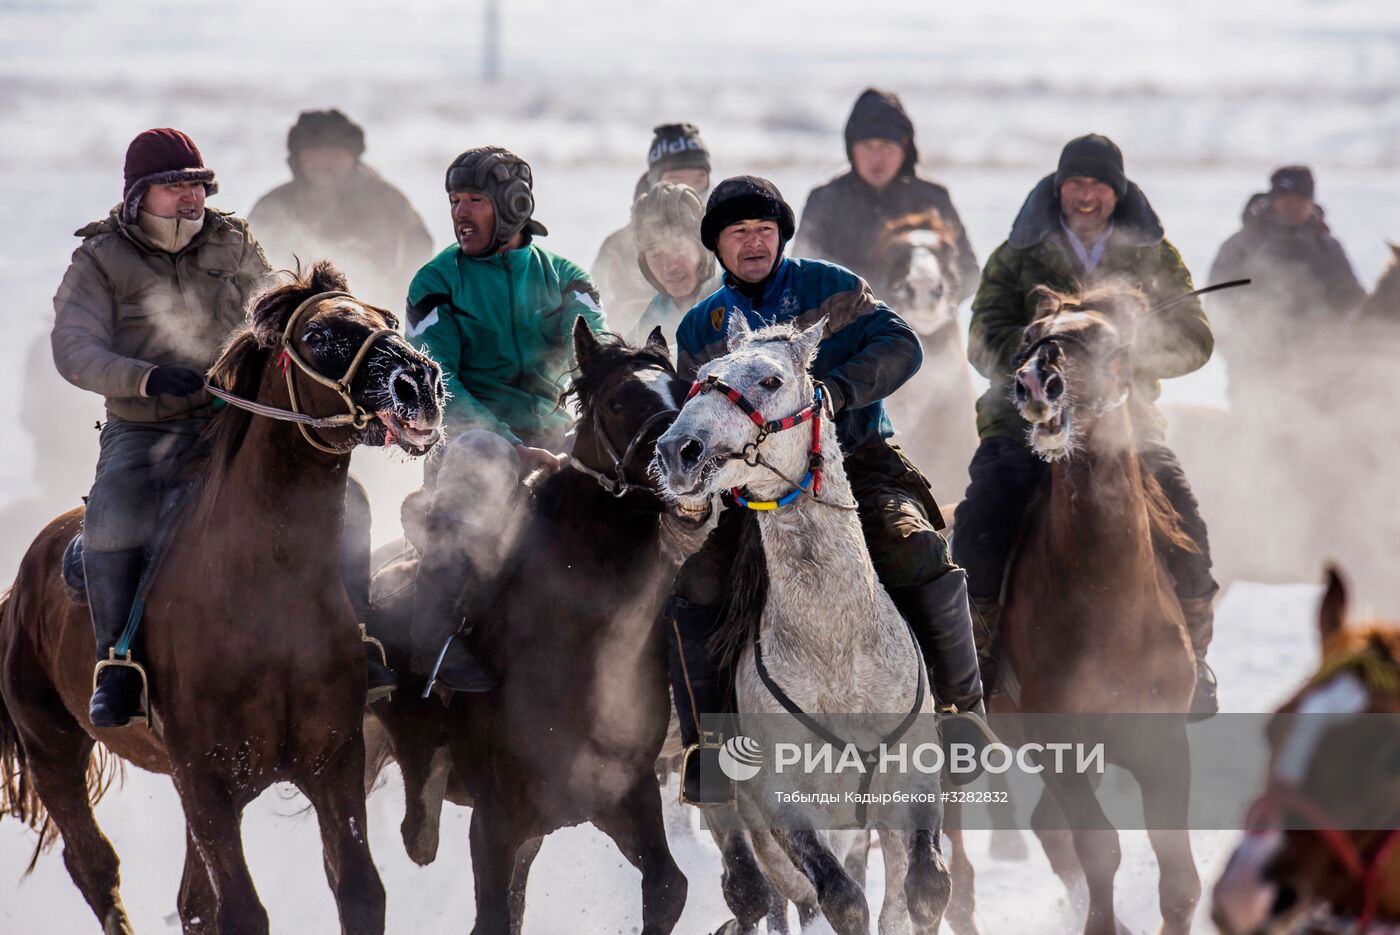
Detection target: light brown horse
<box><xmin>1214</xmin><ymin>567</ymin><xmax>1400</xmax><ymax>934</ymax></box>
<box><xmin>871</xmin><ymin>210</ymin><xmax>978</xmax><ymax>508</ymax></box>
<box><xmin>0</xmin><ymin>262</ymin><xmax>444</xmax><ymax>934</ymax></box>
<box><xmin>951</xmin><ymin>285</ymin><xmax>1202</xmax><ymax>935</ymax></box>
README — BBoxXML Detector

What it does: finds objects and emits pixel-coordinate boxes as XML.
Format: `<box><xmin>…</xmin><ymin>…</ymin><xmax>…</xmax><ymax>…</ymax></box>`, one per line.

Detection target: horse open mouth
<box><xmin>375</xmin><ymin>409</ymin><xmax>440</xmax><ymax>454</ymax></box>
<box><xmin>1030</xmin><ymin>409</ymin><xmax>1072</xmax><ymax>456</ymax></box>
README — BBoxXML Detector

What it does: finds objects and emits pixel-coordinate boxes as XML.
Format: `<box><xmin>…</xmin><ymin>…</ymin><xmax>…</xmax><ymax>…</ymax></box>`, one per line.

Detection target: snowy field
<box><xmin>2</xmin><ymin>0</ymin><xmax>1398</xmax><ymax>931</ymax></box>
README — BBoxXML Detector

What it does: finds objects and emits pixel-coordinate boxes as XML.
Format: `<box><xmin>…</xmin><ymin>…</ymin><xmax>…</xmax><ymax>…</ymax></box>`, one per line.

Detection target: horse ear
<box><xmin>725</xmin><ymin>312</ymin><xmax>752</xmax><ymax>353</ymax></box>
<box><xmin>1389</xmin><ymin>241</ymin><xmax>1400</xmax><ymax>260</ymax></box>
<box><xmin>573</xmin><ymin>316</ymin><xmax>603</xmax><ymax>370</ymax></box>
<box><xmin>1319</xmin><ymin>564</ymin><xmax>1349</xmax><ymax>646</ymax></box>
<box><xmin>1031</xmin><ymin>285</ymin><xmax>1063</xmax><ymax>321</ymax></box>
<box><xmin>645</xmin><ymin>325</ymin><xmax>669</xmax><ymax>356</ymax></box>
<box><xmin>792</xmin><ymin>316</ymin><xmax>826</xmax><ymax>366</ymax></box>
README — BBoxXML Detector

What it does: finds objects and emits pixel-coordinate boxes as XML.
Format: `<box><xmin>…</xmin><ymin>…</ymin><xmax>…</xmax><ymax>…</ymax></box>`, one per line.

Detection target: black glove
<box><xmin>145</xmin><ymin>366</ymin><xmax>206</xmax><ymax>397</ymax></box>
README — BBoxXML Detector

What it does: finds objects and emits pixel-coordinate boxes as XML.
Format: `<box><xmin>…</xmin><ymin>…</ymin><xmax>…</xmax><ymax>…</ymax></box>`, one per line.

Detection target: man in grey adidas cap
<box><xmin>404</xmin><ymin>146</ymin><xmax>607</xmax><ymax>692</ymax></box>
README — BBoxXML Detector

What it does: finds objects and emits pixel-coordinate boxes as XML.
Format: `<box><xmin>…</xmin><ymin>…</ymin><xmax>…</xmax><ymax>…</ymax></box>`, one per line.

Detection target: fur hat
<box><xmin>121</xmin><ymin>128</ymin><xmax>217</xmax><ymax>224</ymax></box>
<box><xmin>699</xmin><ymin>176</ymin><xmax>795</xmax><ymax>253</ymax></box>
<box><xmin>445</xmin><ymin>146</ymin><xmax>547</xmax><ymax>254</ymax></box>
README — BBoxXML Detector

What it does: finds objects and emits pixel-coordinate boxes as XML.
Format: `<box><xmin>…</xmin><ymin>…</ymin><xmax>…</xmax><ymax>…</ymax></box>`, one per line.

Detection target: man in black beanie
<box><xmin>955</xmin><ymin>133</ymin><xmax>1221</xmax><ymax>719</ymax></box>
<box><xmin>593</xmin><ymin>122</ymin><xmax>714</xmax><ymax>336</ymax></box>
<box><xmin>666</xmin><ymin>175</ymin><xmax>990</xmax><ymax>806</ymax></box>
<box><xmin>795</xmin><ymin>88</ymin><xmax>978</xmax><ymax>301</ymax></box>
<box><xmin>249</xmin><ymin>108</ymin><xmax>432</xmax><ymax>309</ymax></box>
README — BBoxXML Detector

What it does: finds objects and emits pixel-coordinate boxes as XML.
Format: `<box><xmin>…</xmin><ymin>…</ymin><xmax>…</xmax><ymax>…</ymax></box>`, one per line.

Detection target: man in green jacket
<box><xmin>952</xmin><ymin>134</ymin><xmax>1220</xmax><ymax>718</ymax></box>
<box><xmin>405</xmin><ymin>146</ymin><xmax>607</xmax><ymax>692</ymax></box>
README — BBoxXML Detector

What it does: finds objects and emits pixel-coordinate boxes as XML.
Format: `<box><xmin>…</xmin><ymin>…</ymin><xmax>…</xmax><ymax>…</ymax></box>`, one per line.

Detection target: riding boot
<box><xmin>1179</xmin><ymin>593</ymin><xmax>1218</xmax><ymax>721</ymax></box>
<box><xmin>85</xmin><ymin>547</ymin><xmax>150</xmax><ymax>729</ymax></box>
<box><xmin>410</xmin><ymin>512</ymin><xmax>498</xmax><ymax>693</ymax></box>
<box><xmin>664</xmin><ymin>596</ymin><xmax>733</xmax><ymax>807</ymax></box>
<box><xmin>341</xmin><ymin>493</ymin><xmax>397</xmax><ymax>704</ymax></box>
<box><xmin>888</xmin><ymin>569</ymin><xmax>996</xmax><ymax>786</ymax></box>
<box><xmin>969</xmin><ymin>596</ymin><xmax>1003</xmax><ymax>701</ymax></box>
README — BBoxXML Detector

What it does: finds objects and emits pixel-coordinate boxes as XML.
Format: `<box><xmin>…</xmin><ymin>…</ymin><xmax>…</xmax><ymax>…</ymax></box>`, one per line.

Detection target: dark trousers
<box><xmin>951</xmin><ymin>436</ymin><xmax>1217</xmax><ymax>605</ymax></box>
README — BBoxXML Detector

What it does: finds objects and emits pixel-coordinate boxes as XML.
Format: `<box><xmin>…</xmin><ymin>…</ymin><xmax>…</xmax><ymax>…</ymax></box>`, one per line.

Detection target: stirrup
<box><xmin>93</xmin><ymin>648</ymin><xmax>151</xmax><ymax>729</ymax></box>
<box><xmin>360</xmin><ymin>624</ymin><xmax>389</xmax><ymax>667</ymax></box>
<box><xmin>678</xmin><ymin>732</ymin><xmax>735</xmax><ymax>808</ymax></box>
<box><xmin>935</xmin><ymin>703</ymin><xmax>1000</xmax><ymax>746</ymax></box>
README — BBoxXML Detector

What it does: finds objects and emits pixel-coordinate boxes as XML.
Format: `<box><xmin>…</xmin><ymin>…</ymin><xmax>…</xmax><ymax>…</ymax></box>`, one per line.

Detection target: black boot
<box><xmin>361</xmin><ymin>628</ymin><xmax>397</xmax><ymax>704</ymax></box>
<box><xmin>970</xmin><ymin>597</ymin><xmax>1003</xmax><ymax>700</ymax></box>
<box><xmin>1179</xmin><ymin>593</ymin><xmax>1218</xmax><ymax>722</ymax></box>
<box><xmin>85</xmin><ymin>547</ymin><xmax>149</xmax><ymax>729</ymax></box>
<box><xmin>889</xmin><ymin>569</ymin><xmax>995</xmax><ymax>786</ymax></box>
<box><xmin>664</xmin><ymin>596</ymin><xmax>733</xmax><ymax>807</ymax></box>
<box><xmin>410</xmin><ymin>513</ymin><xmax>497</xmax><ymax>694</ymax></box>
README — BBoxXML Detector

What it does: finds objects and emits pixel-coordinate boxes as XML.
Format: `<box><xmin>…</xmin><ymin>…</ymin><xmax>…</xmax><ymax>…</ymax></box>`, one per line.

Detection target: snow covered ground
<box><xmin>2</xmin><ymin>0</ymin><xmax>1397</xmax><ymax>931</ymax></box>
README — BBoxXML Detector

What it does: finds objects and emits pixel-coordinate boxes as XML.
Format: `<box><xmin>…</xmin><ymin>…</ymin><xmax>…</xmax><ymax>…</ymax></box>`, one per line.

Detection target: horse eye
<box><xmin>759</xmin><ymin>376</ymin><xmax>783</xmax><ymax>390</ymax></box>
<box><xmin>608</xmin><ymin>400</ymin><xmax>624</xmax><ymax>414</ymax></box>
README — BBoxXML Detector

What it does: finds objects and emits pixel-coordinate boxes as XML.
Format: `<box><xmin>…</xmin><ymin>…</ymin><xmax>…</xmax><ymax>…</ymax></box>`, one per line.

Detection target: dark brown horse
<box><xmin>1214</xmin><ymin>567</ymin><xmax>1400</xmax><ymax>934</ymax></box>
<box><xmin>368</xmin><ymin>320</ymin><xmax>692</xmax><ymax>935</ymax></box>
<box><xmin>0</xmin><ymin>261</ymin><xmax>444</xmax><ymax>934</ymax></box>
<box><xmin>952</xmin><ymin>285</ymin><xmax>1202</xmax><ymax>935</ymax></box>
<box><xmin>871</xmin><ymin>210</ymin><xmax>978</xmax><ymax>507</ymax></box>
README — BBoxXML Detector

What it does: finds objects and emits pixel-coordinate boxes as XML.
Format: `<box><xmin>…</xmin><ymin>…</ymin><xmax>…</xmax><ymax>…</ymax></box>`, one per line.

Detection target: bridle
<box><xmin>565</xmin><ymin>368</ymin><xmax>680</xmax><ymax>498</ymax></box>
<box><xmin>686</xmin><ymin>373</ymin><xmax>851</xmax><ymax>511</ymax></box>
<box><xmin>204</xmin><ymin>290</ymin><xmax>400</xmax><ymax>455</ymax></box>
<box><xmin>1015</xmin><ymin>329</ymin><xmax>1131</xmax><ymax>417</ymax></box>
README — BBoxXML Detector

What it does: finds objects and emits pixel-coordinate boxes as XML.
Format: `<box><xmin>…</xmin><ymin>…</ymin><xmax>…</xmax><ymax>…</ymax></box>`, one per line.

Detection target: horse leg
<box><xmin>1137</xmin><ymin>733</ymin><xmax>1199</xmax><ymax>935</ymax></box>
<box><xmin>1031</xmin><ymin>787</ymin><xmax>1084</xmax><ymax>894</ymax></box>
<box><xmin>299</xmin><ymin>739</ymin><xmax>387</xmax><ymax>935</ymax></box>
<box><xmin>706</xmin><ymin>827</ymin><xmax>777</xmax><ymax>934</ymax></box>
<box><xmin>174</xmin><ymin>771</ymin><xmax>268</xmax><ymax>935</ymax></box>
<box><xmin>594</xmin><ymin>779</ymin><xmax>688</xmax><ymax>935</ymax></box>
<box><xmin>469</xmin><ymin>798</ymin><xmax>528</xmax><ymax>935</ymax></box>
<box><xmin>944</xmin><ymin>827</ymin><xmax>981</xmax><ymax>935</ymax></box>
<box><xmin>507</xmin><ymin>835</ymin><xmax>542</xmax><ymax>935</ymax></box>
<box><xmin>987</xmin><ymin>771</ymin><xmax>1029</xmax><ymax>861</ymax></box>
<box><xmin>842</xmin><ymin>829</ymin><xmax>871</xmax><ymax>889</ymax></box>
<box><xmin>401</xmin><ymin>744</ymin><xmax>452</xmax><ymax>866</ymax></box>
<box><xmin>11</xmin><ymin>715</ymin><xmax>132</xmax><ymax>935</ymax></box>
<box><xmin>1042</xmin><ymin>772</ymin><xmax>1122</xmax><ymax>935</ymax></box>
<box><xmin>732</xmin><ymin>793</ymin><xmax>820</xmax><ymax>928</ymax></box>
<box><xmin>876</xmin><ymin>827</ymin><xmax>911</xmax><ymax>935</ymax></box>
<box><xmin>771</xmin><ymin>825</ymin><xmax>869</xmax><ymax>935</ymax></box>
<box><xmin>898</xmin><ymin>800</ymin><xmax>952</xmax><ymax>935</ymax></box>
<box><xmin>177</xmin><ymin>826</ymin><xmax>217</xmax><ymax>934</ymax></box>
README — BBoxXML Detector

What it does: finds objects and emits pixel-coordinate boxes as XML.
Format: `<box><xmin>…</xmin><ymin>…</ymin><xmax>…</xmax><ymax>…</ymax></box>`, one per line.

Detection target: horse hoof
<box><xmin>989</xmin><ymin>828</ymin><xmax>1029</xmax><ymax>861</ymax></box>
<box><xmin>905</xmin><ymin>851</ymin><xmax>952</xmax><ymax>928</ymax></box>
<box><xmin>817</xmin><ymin>873</ymin><xmax>870</xmax><ymax>935</ymax></box>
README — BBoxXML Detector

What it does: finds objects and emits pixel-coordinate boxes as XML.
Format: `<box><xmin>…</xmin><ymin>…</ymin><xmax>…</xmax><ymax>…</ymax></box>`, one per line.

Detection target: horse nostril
<box><xmin>392</xmin><ymin>370</ymin><xmax>419</xmax><ymax>406</ymax></box>
<box><xmin>1014</xmin><ymin>378</ymin><xmax>1028</xmax><ymax>400</ymax></box>
<box><xmin>1045</xmin><ymin>373</ymin><xmax>1064</xmax><ymax>400</ymax></box>
<box><xmin>679</xmin><ymin>439</ymin><xmax>703</xmax><ymax>467</ymax></box>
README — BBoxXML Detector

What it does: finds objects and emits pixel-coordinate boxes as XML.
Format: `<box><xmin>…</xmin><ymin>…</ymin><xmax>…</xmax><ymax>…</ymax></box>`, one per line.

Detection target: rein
<box><xmin>564</xmin><ymin>405</ymin><xmax>678</xmax><ymax>499</ymax></box>
<box><xmin>203</xmin><ymin>290</ymin><xmax>398</xmax><ymax>455</ymax></box>
<box><xmin>687</xmin><ymin>375</ymin><xmax>852</xmax><ymax>511</ymax></box>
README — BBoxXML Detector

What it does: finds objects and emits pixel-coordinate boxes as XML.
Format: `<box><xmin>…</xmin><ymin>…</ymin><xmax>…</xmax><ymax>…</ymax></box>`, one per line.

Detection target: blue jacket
<box><xmin>675</xmin><ymin>256</ymin><xmax>922</xmax><ymax>453</ymax></box>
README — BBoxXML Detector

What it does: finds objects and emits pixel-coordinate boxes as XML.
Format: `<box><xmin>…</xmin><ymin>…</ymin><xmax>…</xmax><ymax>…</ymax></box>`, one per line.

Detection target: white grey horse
<box><xmin>652</xmin><ymin>315</ymin><xmax>950</xmax><ymax>935</ymax></box>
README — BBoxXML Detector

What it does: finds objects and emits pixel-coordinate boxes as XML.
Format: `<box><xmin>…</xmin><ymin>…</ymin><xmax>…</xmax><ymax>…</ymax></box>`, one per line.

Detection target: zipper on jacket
<box><xmin>503</xmin><ymin>252</ymin><xmax>525</xmax><ymax>389</ymax></box>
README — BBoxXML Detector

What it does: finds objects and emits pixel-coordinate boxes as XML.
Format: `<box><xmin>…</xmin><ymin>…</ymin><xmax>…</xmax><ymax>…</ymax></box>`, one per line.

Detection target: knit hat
<box><xmin>700</xmin><ymin>176</ymin><xmax>796</xmax><ymax>253</ymax></box>
<box><xmin>646</xmin><ymin>123</ymin><xmax>711</xmax><ymax>185</ymax></box>
<box><xmin>844</xmin><ymin>88</ymin><xmax>918</xmax><ymax>176</ymax></box>
<box><xmin>288</xmin><ymin>109</ymin><xmax>365</xmax><ymax>163</ymax></box>
<box><xmin>1054</xmin><ymin>134</ymin><xmax>1128</xmax><ymax>199</ymax></box>
<box><xmin>445</xmin><ymin>146</ymin><xmax>547</xmax><ymax>254</ymax></box>
<box><xmin>1269</xmin><ymin>165</ymin><xmax>1315</xmax><ymax>200</ymax></box>
<box><xmin>632</xmin><ymin>182</ymin><xmax>715</xmax><ymax>294</ymax></box>
<box><xmin>121</xmin><ymin>128</ymin><xmax>217</xmax><ymax>224</ymax></box>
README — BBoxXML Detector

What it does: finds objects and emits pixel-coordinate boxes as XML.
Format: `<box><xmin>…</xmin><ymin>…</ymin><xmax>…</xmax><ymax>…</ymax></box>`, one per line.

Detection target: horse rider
<box><xmin>1207</xmin><ymin>165</ymin><xmax>1366</xmax><ymax>411</ymax></box>
<box><xmin>667</xmin><ymin>175</ymin><xmax>988</xmax><ymax>805</ymax></box>
<box><xmin>404</xmin><ymin>146</ymin><xmax>608</xmax><ymax>692</ymax></box>
<box><xmin>249</xmin><ymin>108</ymin><xmax>434</xmax><ymax>311</ymax></box>
<box><xmin>628</xmin><ymin>181</ymin><xmax>721</xmax><ymax>348</ymax></box>
<box><xmin>53</xmin><ymin>128</ymin><xmax>391</xmax><ymax>727</ymax></box>
<box><xmin>954</xmin><ymin>133</ymin><xmax>1221</xmax><ymax>718</ymax></box>
<box><xmin>794</xmin><ymin>87</ymin><xmax>979</xmax><ymax>300</ymax></box>
<box><xmin>593</xmin><ymin>122</ymin><xmax>713</xmax><ymax>336</ymax></box>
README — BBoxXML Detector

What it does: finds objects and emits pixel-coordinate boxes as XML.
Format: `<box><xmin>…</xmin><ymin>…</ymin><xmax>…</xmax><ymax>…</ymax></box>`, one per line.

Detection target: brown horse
<box><xmin>1213</xmin><ymin>567</ymin><xmax>1400</xmax><ymax>934</ymax></box>
<box><xmin>367</xmin><ymin>320</ymin><xmax>691</xmax><ymax>935</ymax></box>
<box><xmin>0</xmin><ymin>261</ymin><xmax>444</xmax><ymax>934</ymax></box>
<box><xmin>951</xmin><ymin>285</ymin><xmax>1202</xmax><ymax>935</ymax></box>
<box><xmin>1358</xmin><ymin>242</ymin><xmax>1400</xmax><ymax>321</ymax></box>
<box><xmin>871</xmin><ymin>210</ymin><xmax>978</xmax><ymax>508</ymax></box>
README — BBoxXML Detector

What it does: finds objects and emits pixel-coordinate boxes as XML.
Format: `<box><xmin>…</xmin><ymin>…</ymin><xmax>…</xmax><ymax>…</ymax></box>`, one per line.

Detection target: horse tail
<box><xmin>0</xmin><ymin>587</ymin><xmax>124</xmax><ymax>876</ymax></box>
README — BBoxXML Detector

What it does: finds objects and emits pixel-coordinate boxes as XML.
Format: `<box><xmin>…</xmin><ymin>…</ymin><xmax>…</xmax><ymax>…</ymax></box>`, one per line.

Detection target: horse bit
<box><xmin>204</xmin><ymin>290</ymin><xmax>399</xmax><ymax>455</ymax></box>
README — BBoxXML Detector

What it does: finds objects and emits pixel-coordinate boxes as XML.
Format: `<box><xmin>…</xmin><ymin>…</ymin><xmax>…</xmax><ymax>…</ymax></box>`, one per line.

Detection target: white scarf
<box><xmin>137</xmin><ymin>210</ymin><xmax>205</xmax><ymax>253</ymax></box>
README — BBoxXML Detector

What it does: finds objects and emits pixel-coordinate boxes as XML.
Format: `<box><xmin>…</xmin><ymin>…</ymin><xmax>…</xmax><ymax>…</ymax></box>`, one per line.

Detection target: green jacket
<box><xmin>969</xmin><ymin>175</ymin><xmax>1213</xmax><ymax>443</ymax></box>
<box><xmin>406</xmin><ymin>240</ymin><xmax>608</xmax><ymax>446</ymax></box>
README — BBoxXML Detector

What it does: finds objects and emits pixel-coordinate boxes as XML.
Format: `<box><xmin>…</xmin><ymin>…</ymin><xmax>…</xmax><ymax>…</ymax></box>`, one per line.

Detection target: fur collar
<box><xmin>1008</xmin><ymin>173</ymin><xmax>1164</xmax><ymax>250</ymax></box>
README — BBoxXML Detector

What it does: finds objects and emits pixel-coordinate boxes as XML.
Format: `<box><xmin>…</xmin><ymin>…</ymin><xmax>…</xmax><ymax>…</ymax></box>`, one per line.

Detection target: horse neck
<box><xmin>749</xmin><ymin>422</ymin><xmax>891</xmax><ymax>648</ymax></box>
<box><xmin>1045</xmin><ymin>404</ymin><xmax>1153</xmax><ymax>564</ymax></box>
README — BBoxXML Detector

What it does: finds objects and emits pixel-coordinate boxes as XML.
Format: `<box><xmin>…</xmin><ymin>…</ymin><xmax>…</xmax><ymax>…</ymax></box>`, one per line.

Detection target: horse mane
<box><xmin>1309</xmin><ymin>625</ymin><xmax>1400</xmax><ymax>698</ymax></box>
<box><xmin>196</xmin><ymin>260</ymin><xmax>351</xmax><ymax>486</ymax></box>
<box><xmin>707</xmin><ymin>510</ymin><xmax>768</xmax><ymax>679</ymax></box>
<box><xmin>558</xmin><ymin>331</ymin><xmax>674</xmax><ymax>413</ymax></box>
<box><xmin>874</xmin><ymin>210</ymin><xmax>962</xmax><ymax>296</ymax></box>
<box><xmin>880</xmin><ymin>209</ymin><xmax>955</xmax><ymax>247</ymax></box>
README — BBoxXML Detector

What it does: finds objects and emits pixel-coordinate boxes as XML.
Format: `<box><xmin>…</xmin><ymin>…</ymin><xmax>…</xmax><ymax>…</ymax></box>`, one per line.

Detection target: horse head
<box><xmin>565</xmin><ymin>318</ymin><xmax>688</xmax><ymax>498</ymax></box>
<box><xmin>1213</xmin><ymin>567</ymin><xmax>1400</xmax><ymax>934</ymax></box>
<box><xmin>1012</xmin><ymin>283</ymin><xmax>1143</xmax><ymax>461</ymax></box>
<box><xmin>652</xmin><ymin>314</ymin><xmax>824</xmax><ymax>516</ymax></box>
<box><xmin>874</xmin><ymin>211</ymin><xmax>961</xmax><ymax>337</ymax></box>
<box><xmin>209</xmin><ymin>260</ymin><xmax>444</xmax><ymax>456</ymax></box>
